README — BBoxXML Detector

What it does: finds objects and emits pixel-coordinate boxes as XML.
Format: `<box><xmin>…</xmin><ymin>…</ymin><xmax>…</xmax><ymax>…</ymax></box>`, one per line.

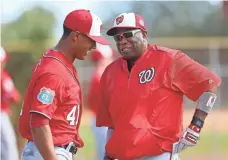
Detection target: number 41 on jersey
<box><xmin>67</xmin><ymin>105</ymin><xmax>80</xmax><ymax>126</ymax></box>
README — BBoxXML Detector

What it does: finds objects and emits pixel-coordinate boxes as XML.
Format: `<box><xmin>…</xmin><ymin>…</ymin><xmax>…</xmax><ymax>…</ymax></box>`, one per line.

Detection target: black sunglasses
<box><xmin>113</xmin><ymin>29</ymin><xmax>141</xmax><ymax>42</ymax></box>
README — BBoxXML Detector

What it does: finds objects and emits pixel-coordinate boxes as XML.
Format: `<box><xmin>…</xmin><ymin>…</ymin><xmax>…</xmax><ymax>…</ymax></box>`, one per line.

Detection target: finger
<box><xmin>172</xmin><ymin>142</ymin><xmax>179</xmax><ymax>154</ymax></box>
<box><xmin>180</xmin><ymin>143</ymin><xmax>188</xmax><ymax>152</ymax></box>
<box><xmin>177</xmin><ymin>142</ymin><xmax>186</xmax><ymax>153</ymax></box>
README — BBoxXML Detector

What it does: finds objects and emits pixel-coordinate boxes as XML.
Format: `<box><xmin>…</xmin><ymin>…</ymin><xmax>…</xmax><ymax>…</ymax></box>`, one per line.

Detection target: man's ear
<box><xmin>70</xmin><ymin>31</ymin><xmax>80</xmax><ymax>42</ymax></box>
<box><xmin>142</xmin><ymin>31</ymin><xmax>147</xmax><ymax>38</ymax></box>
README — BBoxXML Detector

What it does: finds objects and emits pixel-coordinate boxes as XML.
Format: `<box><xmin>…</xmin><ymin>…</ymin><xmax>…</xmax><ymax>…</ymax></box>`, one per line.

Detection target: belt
<box><xmin>58</xmin><ymin>142</ymin><xmax>78</xmax><ymax>155</ymax></box>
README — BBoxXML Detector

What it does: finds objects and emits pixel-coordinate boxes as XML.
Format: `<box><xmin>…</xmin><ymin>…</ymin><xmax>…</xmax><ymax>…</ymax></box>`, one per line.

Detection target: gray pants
<box><xmin>1</xmin><ymin>112</ymin><xmax>19</xmax><ymax>160</ymax></box>
<box><xmin>21</xmin><ymin>141</ymin><xmax>73</xmax><ymax>160</ymax></box>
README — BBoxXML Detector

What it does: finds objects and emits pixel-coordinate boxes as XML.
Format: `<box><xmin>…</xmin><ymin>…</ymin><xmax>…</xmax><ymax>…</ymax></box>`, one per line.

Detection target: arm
<box><xmin>29</xmin><ymin>74</ymin><xmax>65</xmax><ymax>159</ymax></box>
<box><xmin>175</xmin><ymin>87</ymin><xmax>218</xmax><ymax>153</ymax></box>
<box><xmin>170</xmin><ymin>52</ymin><xmax>221</xmax><ymax>153</ymax></box>
<box><xmin>96</xmin><ymin>71</ymin><xmax>114</xmax><ymax>128</ymax></box>
<box><xmin>95</xmin><ymin>70</ymin><xmax>115</xmax><ymax>159</ymax></box>
<box><xmin>87</xmin><ymin>74</ymin><xmax>100</xmax><ymax>114</ymax></box>
<box><xmin>32</xmin><ymin>125</ymin><xmax>56</xmax><ymax>160</ymax></box>
<box><xmin>106</xmin><ymin>127</ymin><xmax>114</xmax><ymax>142</ymax></box>
<box><xmin>193</xmin><ymin>86</ymin><xmax>217</xmax><ymax>121</ymax></box>
<box><xmin>2</xmin><ymin>76</ymin><xmax>21</xmax><ymax>104</ymax></box>
<box><xmin>104</xmin><ymin>128</ymin><xmax>114</xmax><ymax>160</ymax></box>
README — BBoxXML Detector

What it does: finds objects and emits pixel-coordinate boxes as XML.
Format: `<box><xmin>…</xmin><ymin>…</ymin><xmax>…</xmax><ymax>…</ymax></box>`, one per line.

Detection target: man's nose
<box><xmin>118</xmin><ymin>37</ymin><xmax>128</xmax><ymax>44</ymax></box>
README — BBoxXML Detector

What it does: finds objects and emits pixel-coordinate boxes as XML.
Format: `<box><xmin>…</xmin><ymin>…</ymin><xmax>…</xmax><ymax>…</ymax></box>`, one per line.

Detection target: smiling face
<box><xmin>113</xmin><ymin>28</ymin><xmax>147</xmax><ymax>61</ymax></box>
<box><xmin>70</xmin><ymin>31</ymin><xmax>96</xmax><ymax>60</ymax></box>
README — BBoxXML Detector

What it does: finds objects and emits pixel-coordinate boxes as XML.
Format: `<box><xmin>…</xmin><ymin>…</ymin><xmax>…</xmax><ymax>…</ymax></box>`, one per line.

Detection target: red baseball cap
<box><xmin>64</xmin><ymin>9</ymin><xmax>109</xmax><ymax>45</ymax></box>
<box><xmin>107</xmin><ymin>12</ymin><xmax>147</xmax><ymax>36</ymax></box>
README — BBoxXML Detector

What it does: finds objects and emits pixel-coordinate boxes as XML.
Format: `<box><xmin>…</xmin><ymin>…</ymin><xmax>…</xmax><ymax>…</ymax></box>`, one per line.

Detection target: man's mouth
<box><xmin>85</xmin><ymin>50</ymin><xmax>92</xmax><ymax>55</ymax></box>
<box><xmin>120</xmin><ymin>46</ymin><xmax>132</xmax><ymax>52</ymax></box>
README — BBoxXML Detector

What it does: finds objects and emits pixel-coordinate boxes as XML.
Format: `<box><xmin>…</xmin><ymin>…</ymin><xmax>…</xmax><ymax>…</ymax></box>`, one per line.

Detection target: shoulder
<box><xmin>149</xmin><ymin>45</ymin><xmax>181</xmax><ymax>59</ymax></box>
<box><xmin>42</xmin><ymin>57</ymin><xmax>66</xmax><ymax>71</ymax></box>
<box><xmin>35</xmin><ymin>58</ymin><xmax>69</xmax><ymax>80</ymax></box>
<box><xmin>101</xmin><ymin>57</ymin><xmax>122</xmax><ymax>82</ymax></box>
<box><xmin>103</xmin><ymin>57</ymin><xmax>122</xmax><ymax>74</ymax></box>
<box><xmin>1</xmin><ymin>70</ymin><xmax>11</xmax><ymax>78</ymax></box>
<box><xmin>34</xmin><ymin>72</ymin><xmax>66</xmax><ymax>89</ymax></box>
<box><xmin>1</xmin><ymin>71</ymin><xmax>14</xmax><ymax>91</ymax></box>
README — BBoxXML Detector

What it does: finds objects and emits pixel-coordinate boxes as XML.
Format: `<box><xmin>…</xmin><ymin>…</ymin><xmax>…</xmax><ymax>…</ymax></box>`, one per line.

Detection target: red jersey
<box><xmin>1</xmin><ymin>69</ymin><xmax>21</xmax><ymax>113</ymax></box>
<box><xmin>87</xmin><ymin>67</ymin><xmax>104</xmax><ymax>115</ymax></box>
<box><xmin>96</xmin><ymin>45</ymin><xmax>221</xmax><ymax>160</ymax></box>
<box><xmin>19</xmin><ymin>50</ymin><xmax>83</xmax><ymax>147</ymax></box>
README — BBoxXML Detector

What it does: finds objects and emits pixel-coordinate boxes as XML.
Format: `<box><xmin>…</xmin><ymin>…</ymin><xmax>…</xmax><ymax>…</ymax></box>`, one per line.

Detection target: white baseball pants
<box><xmin>21</xmin><ymin>141</ymin><xmax>73</xmax><ymax>160</ymax></box>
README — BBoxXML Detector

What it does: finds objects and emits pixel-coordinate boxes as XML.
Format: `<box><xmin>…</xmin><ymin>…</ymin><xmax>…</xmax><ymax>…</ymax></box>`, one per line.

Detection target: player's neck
<box><xmin>127</xmin><ymin>60</ymin><xmax>135</xmax><ymax>72</ymax></box>
<box><xmin>54</xmin><ymin>41</ymin><xmax>75</xmax><ymax>63</ymax></box>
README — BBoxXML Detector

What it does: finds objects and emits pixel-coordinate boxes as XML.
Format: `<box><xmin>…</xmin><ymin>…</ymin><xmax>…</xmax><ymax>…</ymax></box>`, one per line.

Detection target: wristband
<box><xmin>191</xmin><ymin>116</ymin><xmax>204</xmax><ymax>129</ymax></box>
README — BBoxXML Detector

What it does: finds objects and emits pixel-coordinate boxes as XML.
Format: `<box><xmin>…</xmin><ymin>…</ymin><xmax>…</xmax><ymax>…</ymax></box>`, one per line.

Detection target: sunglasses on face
<box><xmin>113</xmin><ymin>29</ymin><xmax>141</xmax><ymax>42</ymax></box>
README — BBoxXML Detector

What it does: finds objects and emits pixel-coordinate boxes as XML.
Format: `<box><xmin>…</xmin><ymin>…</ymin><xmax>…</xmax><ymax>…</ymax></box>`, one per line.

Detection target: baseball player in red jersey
<box><xmin>88</xmin><ymin>43</ymin><xmax>115</xmax><ymax>160</ymax></box>
<box><xmin>19</xmin><ymin>9</ymin><xmax>109</xmax><ymax>160</ymax></box>
<box><xmin>96</xmin><ymin>13</ymin><xmax>221</xmax><ymax>160</ymax></box>
<box><xmin>1</xmin><ymin>46</ymin><xmax>21</xmax><ymax>160</ymax></box>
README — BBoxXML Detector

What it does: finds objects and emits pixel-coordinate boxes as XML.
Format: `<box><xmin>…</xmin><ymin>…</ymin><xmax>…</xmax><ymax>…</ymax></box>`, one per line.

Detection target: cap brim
<box><xmin>106</xmin><ymin>26</ymin><xmax>140</xmax><ymax>36</ymax></box>
<box><xmin>87</xmin><ymin>35</ymin><xmax>110</xmax><ymax>45</ymax></box>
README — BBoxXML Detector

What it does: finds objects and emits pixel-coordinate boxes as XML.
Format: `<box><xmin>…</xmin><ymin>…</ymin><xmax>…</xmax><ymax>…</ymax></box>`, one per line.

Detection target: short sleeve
<box><xmin>170</xmin><ymin>52</ymin><xmax>221</xmax><ymax>101</ymax></box>
<box><xmin>2</xmin><ymin>77</ymin><xmax>21</xmax><ymax>103</ymax></box>
<box><xmin>30</xmin><ymin>74</ymin><xmax>65</xmax><ymax>119</ymax></box>
<box><xmin>96</xmin><ymin>72</ymin><xmax>114</xmax><ymax>128</ymax></box>
<box><xmin>2</xmin><ymin>77</ymin><xmax>15</xmax><ymax>94</ymax></box>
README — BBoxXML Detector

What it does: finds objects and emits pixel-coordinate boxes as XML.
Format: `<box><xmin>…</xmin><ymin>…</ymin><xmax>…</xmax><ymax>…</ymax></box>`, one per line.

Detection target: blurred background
<box><xmin>1</xmin><ymin>0</ymin><xmax>228</xmax><ymax>160</ymax></box>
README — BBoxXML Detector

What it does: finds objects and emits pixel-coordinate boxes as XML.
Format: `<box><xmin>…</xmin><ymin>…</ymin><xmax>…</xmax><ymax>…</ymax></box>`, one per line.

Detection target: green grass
<box><xmin>180</xmin><ymin>132</ymin><xmax>228</xmax><ymax>159</ymax></box>
<box><xmin>75</xmin><ymin>125</ymin><xmax>228</xmax><ymax>160</ymax></box>
<box><xmin>75</xmin><ymin>126</ymin><xmax>96</xmax><ymax>159</ymax></box>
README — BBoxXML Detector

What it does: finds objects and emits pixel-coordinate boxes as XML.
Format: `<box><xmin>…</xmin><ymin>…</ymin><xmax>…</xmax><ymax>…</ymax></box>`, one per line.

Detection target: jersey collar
<box><xmin>43</xmin><ymin>49</ymin><xmax>76</xmax><ymax>71</ymax></box>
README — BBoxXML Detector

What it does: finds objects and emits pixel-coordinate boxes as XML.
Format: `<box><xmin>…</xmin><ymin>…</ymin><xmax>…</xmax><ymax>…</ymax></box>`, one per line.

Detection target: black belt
<box><xmin>58</xmin><ymin>143</ymin><xmax>78</xmax><ymax>155</ymax></box>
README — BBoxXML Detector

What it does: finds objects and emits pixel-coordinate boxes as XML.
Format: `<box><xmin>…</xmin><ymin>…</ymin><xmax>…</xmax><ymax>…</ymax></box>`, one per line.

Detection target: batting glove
<box><xmin>175</xmin><ymin>124</ymin><xmax>201</xmax><ymax>153</ymax></box>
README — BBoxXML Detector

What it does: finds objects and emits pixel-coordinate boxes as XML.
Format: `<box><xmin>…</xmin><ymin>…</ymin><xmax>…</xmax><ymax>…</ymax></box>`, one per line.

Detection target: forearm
<box><xmin>104</xmin><ymin>127</ymin><xmax>114</xmax><ymax>159</ymax></box>
<box><xmin>192</xmin><ymin>87</ymin><xmax>218</xmax><ymax>127</ymax></box>
<box><xmin>193</xmin><ymin>109</ymin><xmax>208</xmax><ymax>121</ymax></box>
<box><xmin>106</xmin><ymin>127</ymin><xmax>114</xmax><ymax>143</ymax></box>
<box><xmin>31</xmin><ymin>125</ymin><xmax>56</xmax><ymax>160</ymax></box>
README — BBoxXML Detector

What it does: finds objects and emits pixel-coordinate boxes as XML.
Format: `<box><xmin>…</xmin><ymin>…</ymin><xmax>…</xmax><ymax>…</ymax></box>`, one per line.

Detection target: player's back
<box><xmin>19</xmin><ymin>50</ymin><xmax>83</xmax><ymax>146</ymax></box>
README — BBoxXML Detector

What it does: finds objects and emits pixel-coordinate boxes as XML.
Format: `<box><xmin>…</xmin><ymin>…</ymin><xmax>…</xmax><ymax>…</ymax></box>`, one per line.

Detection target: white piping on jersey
<box><xmin>42</xmin><ymin>54</ymin><xmax>78</xmax><ymax>82</ymax></box>
<box><xmin>30</xmin><ymin>110</ymin><xmax>51</xmax><ymax>120</ymax></box>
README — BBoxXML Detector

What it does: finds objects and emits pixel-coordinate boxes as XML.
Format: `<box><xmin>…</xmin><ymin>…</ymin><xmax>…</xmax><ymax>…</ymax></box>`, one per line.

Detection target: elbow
<box><xmin>207</xmin><ymin>86</ymin><xmax>218</xmax><ymax>93</ymax></box>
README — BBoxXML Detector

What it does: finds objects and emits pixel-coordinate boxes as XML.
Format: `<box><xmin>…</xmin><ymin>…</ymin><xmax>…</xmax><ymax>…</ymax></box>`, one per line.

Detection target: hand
<box><xmin>171</xmin><ymin>142</ymin><xmax>181</xmax><ymax>160</ymax></box>
<box><xmin>175</xmin><ymin>124</ymin><xmax>201</xmax><ymax>153</ymax></box>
